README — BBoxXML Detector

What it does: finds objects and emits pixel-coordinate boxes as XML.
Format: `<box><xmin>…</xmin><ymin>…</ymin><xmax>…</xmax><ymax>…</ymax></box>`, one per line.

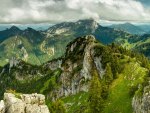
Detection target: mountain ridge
<box><xmin>0</xmin><ymin>19</ymin><xmax>148</xmax><ymax>67</ymax></box>
<box><xmin>109</xmin><ymin>22</ymin><xmax>145</xmax><ymax>35</ymax></box>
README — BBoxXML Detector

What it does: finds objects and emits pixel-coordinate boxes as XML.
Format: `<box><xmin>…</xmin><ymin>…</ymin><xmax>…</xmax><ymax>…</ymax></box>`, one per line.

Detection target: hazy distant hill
<box><xmin>137</xmin><ymin>24</ymin><xmax>150</xmax><ymax>32</ymax></box>
<box><xmin>109</xmin><ymin>22</ymin><xmax>145</xmax><ymax>35</ymax></box>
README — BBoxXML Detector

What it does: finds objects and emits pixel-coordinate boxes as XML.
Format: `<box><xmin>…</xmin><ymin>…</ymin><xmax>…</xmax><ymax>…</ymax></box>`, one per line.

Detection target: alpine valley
<box><xmin>0</xmin><ymin>19</ymin><xmax>150</xmax><ymax>113</ymax></box>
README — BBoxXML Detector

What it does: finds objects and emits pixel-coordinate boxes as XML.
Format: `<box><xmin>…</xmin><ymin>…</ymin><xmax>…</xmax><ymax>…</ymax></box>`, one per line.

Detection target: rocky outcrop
<box><xmin>0</xmin><ymin>93</ymin><xmax>50</xmax><ymax>113</ymax></box>
<box><xmin>53</xmin><ymin>35</ymin><xmax>105</xmax><ymax>98</ymax></box>
<box><xmin>132</xmin><ymin>83</ymin><xmax>150</xmax><ymax>113</ymax></box>
<box><xmin>44</xmin><ymin>59</ymin><xmax>62</xmax><ymax>71</ymax></box>
<box><xmin>9</xmin><ymin>57</ymin><xmax>19</xmax><ymax>73</ymax></box>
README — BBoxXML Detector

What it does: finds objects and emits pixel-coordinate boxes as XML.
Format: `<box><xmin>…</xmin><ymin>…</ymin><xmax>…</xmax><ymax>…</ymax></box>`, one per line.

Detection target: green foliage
<box><xmin>104</xmin><ymin>63</ymin><xmax>113</xmax><ymax>84</ymax></box>
<box><xmin>110</xmin><ymin>56</ymin><xmax>120</xmax><ymax>78</ymax></box>
<box><xmin>50</xmin><ymin>100</ymin><xmax>66</xmax><ymax>113</ymax></box>
<box><xmin>88</xmin><ymin>69</ymin><xmax>103</xmax><ymax>113</ymax></box>
<box><xmin>0</xmin><ymin>65</ymin><xmax>62</xmax><ymax>100</ymax></box>
<box><xmin>5</xmin><ymin>89</ymin><xmax>22</xmax><ymax>99</ymax></box>
<box><xmin>62</xmin><ymin>92</ymin><xmax>89</xmax><ymax>113</ymax></box>
<box><xmin>103</xmin><ymin>58</ymin><xmax>148</xmax><ymax>113</ymax></box>
<box><xmin>40</xmin><ymin>71</ymin><xmax>59</xmax><ymax>95</ymax></box>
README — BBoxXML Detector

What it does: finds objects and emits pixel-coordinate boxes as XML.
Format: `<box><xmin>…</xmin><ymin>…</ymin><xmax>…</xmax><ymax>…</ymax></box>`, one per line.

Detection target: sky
<box><xmin>0</xmin><ymin>0</ymin><xmax>150</xmax><ymax>24</ymax></box>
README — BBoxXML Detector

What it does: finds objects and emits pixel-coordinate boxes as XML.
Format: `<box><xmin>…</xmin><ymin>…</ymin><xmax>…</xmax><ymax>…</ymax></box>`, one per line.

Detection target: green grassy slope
<box><xmin>103</xmin><ymin>58</ymin><xmax>148</xmax><ymax>113</ymax></box>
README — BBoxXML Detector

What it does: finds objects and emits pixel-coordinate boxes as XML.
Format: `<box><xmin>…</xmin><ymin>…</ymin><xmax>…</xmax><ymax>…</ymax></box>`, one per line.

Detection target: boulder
<box><xmin>0</xmin><ymin>93</ymin><xmax>50</xmax><ymax>113</ymax></box>
<box><xmin>26</xmin><ymin>104</ymin><xmax>49</xmax><ymax>113</ymax></box>
<box><xmin>4</xmin><ymin>93</ymin><xmax>25</xmax><ymax>113</ymax></box>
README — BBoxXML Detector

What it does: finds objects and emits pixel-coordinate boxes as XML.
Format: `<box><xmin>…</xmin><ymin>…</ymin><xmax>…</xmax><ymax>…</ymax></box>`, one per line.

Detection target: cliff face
<box><xmin>47</xmin><ymin>35</ymin><xmax>105</xmax><ymax>98</ymax></box>
<box><xmin>132</xmin><ymin>83</ymin><xmax>150</xmax><ymax>113</ymax></box>
<box><xmin>0</xmin><ymin>93</ymin><xmax>50</xmax><ymax>113</ymax></box>
<box><xmin>43</xmin><ymin>58</ymin><xmax>62</xmax><ymax>71</ymax></box>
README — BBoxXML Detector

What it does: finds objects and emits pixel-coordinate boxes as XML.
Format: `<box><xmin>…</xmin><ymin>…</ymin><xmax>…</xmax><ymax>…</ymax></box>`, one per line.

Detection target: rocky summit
<box><xmin>57</xmin><ymin>35</ymin><xmax>104</xmax><ymax>97</ymax></box>
<box><xmin>0</xmin><ymin>93</ymin><xmax>50</xmax><ymax>113</ymax></box>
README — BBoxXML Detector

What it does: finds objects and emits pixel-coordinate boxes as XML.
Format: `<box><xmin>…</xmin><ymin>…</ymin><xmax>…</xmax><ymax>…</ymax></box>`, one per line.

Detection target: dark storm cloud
<box><xmin>0</xmin><ymin>0</ymin><xmax>150</xmax><ymax>24</ymax></box>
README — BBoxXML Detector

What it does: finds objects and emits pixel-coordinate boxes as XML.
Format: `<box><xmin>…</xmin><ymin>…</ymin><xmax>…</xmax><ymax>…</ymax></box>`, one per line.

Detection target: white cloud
<box><xmin>0</xmin><ymin>0</ymin><xmax>150</xmax><ymax>23</ymax></box>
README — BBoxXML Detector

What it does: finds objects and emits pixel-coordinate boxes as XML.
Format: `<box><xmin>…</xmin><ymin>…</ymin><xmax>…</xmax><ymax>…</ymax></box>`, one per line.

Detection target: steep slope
<box><xmin>0</xmin><ymin>27</ymin><xmax>55</xmax><ymax>66</ymax></box>
<box><xmin>109</xmin><ymin>23</ymin><xmax>145</xmax><ymax>35</ymax></box>
<box><xmin>0</xmin><ymin>26</ymin><xmax>22</xmax><ymax>42</ymax></box>
<box><xmin>0</xmin><ymin>35</ymin><xmax>42</xmax><ymax>65</ymax></box>
<box><xmin>118</xmin><ymin>34</ymin><xmax>150</xmax><ymax>57</ymax></box>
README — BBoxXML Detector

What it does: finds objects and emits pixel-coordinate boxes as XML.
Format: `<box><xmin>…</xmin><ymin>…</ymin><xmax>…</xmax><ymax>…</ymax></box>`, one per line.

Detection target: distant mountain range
<box><xmin>109</xmin><ymin>22</ymin><xmax>146</xmax><ymax>35</ymax></box>
<box><xmin>0</xmin><ymin>19</ymin><xmax>139</xmax><ymax>66</ymax></box>
<box><xmin>0</xmin><ymin>19</ymin><xmax>150</xmax><ymax>66</ymax></box>
<box><xmin>0</xmin><ymin>24</ymin><xmax>52</xmax><ymax>31</ymax></box>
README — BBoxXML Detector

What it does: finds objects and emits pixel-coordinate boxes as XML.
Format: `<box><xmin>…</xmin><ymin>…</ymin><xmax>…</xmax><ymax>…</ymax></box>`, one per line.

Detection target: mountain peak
<box><xmin>47</xmin><ymin>19</ymin><xmax>99</xmax><ymax>34</ymax></box>
<box><xmin>66</xmin><ymin>35</ymin><xmax>96</xmax><ymax>55</ymax></box>
<box><xmin>23</xmin><ymin>27</ymin><xmax>39</xmax><ymax>34</ymax></box>
<box><xmin>9</xmin><ymin>26</ymin><xmax>21</xmax><ymax>31</ymax></box>
<box><xmin>25</xmin><ymin>27</ymin><xmax>36</xmax><ymax>31</ymax></box>
<box><xmin>123</xmin><ymin>22</ymin><xmax>135</xmax><ymax>26</ymax></box>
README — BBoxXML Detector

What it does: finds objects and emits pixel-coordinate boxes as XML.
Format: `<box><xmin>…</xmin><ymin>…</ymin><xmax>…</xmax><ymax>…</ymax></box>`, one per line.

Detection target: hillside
<box><xmin>0</xmin><ymin>35</ymin><xmax>149</xmax><ymax>113</ymax></box>
<box><xmin>117</xmin><ymin>34</ymin><xmax>150</xmax><ymax>58</ymax></box>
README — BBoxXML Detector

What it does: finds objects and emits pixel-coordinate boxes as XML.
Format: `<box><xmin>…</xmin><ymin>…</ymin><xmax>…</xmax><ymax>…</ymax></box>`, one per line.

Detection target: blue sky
<box><xmin>0</xmin><ymin>0</ymin><xmax>150</xmax><ymax>24</ymax></box>
<box><xmin>139</xmin><ymin>0</ymin><xmax>150</xmax><ymax>7</ymax></box>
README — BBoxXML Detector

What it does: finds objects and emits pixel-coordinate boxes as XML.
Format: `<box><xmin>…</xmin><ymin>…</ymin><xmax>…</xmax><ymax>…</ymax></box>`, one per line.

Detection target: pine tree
<box><xmin>111</xmin><ymin>56</ymin><xmax>120</xmax><ymax>78</ymax></box>
<box><xmin>104</xmin><ymin>63</ymin><xmax>113</xmax><ymax>84</ymax></box>
<box><xmin>89</xmin><ymin>69</ymin><xmax>103</xmax><ymax>113</ymax></box>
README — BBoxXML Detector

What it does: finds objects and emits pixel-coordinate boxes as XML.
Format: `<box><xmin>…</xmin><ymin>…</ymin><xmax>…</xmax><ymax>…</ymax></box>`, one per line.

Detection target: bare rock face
<box><xmin>53</xmin><ymin>35</ymin><xmax>105</xmax><ymax>98</ymax></box>
<box><xmin>132</xmin><ymin>84</ymin><xmax>150</xmax><ymax>113</ymax></box>
<box><xmin>0</xmin><ymin>93</ymin><xmax>50</xmax><ymax>113</ymax></box>
<box><xmin>9</xmin><ymin>57</ymin><xmax>19</xmax><ymax>73</ymax></box>
<box><xmin>44</xmin><ymin>59</ymin><xmax>62</xmax><ymax>71</ymax></box>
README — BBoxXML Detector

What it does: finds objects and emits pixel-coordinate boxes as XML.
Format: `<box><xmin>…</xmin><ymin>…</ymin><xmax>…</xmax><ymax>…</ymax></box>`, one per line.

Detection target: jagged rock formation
<box><xmin>0</xmin><ymin>93</ymin><xmax>50</xmax><ymax>113</ymax></box>
<box><xmin>9</xmin><ymin>57</ymin><xmax>19</xmax><ymax>73</ymax></box>
<box><xmin>132</xmin><ymin>83</ymin><xmax>150</xmax><ymax>113</ymax></box>
<box><xmin>43</xmin><ymin>58</ymin><xmax>62</xmax><ymax>71</ymax></box>
<box><xmin>49</xmin><ymin>35</ymin><xmax>105</xmax><ymax>98</ymax></box>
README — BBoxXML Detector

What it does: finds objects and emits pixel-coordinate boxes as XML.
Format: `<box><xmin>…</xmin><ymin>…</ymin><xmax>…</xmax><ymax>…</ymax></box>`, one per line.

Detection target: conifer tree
<box><xmin>104</xmin><ymin>63</ymin><xmax>113</xmax><ymax>84</ymax></box>
<box><xmin>89</xmin><ymin>69</ymin><xmax>103</xmax><ymax>113</ymax></box>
